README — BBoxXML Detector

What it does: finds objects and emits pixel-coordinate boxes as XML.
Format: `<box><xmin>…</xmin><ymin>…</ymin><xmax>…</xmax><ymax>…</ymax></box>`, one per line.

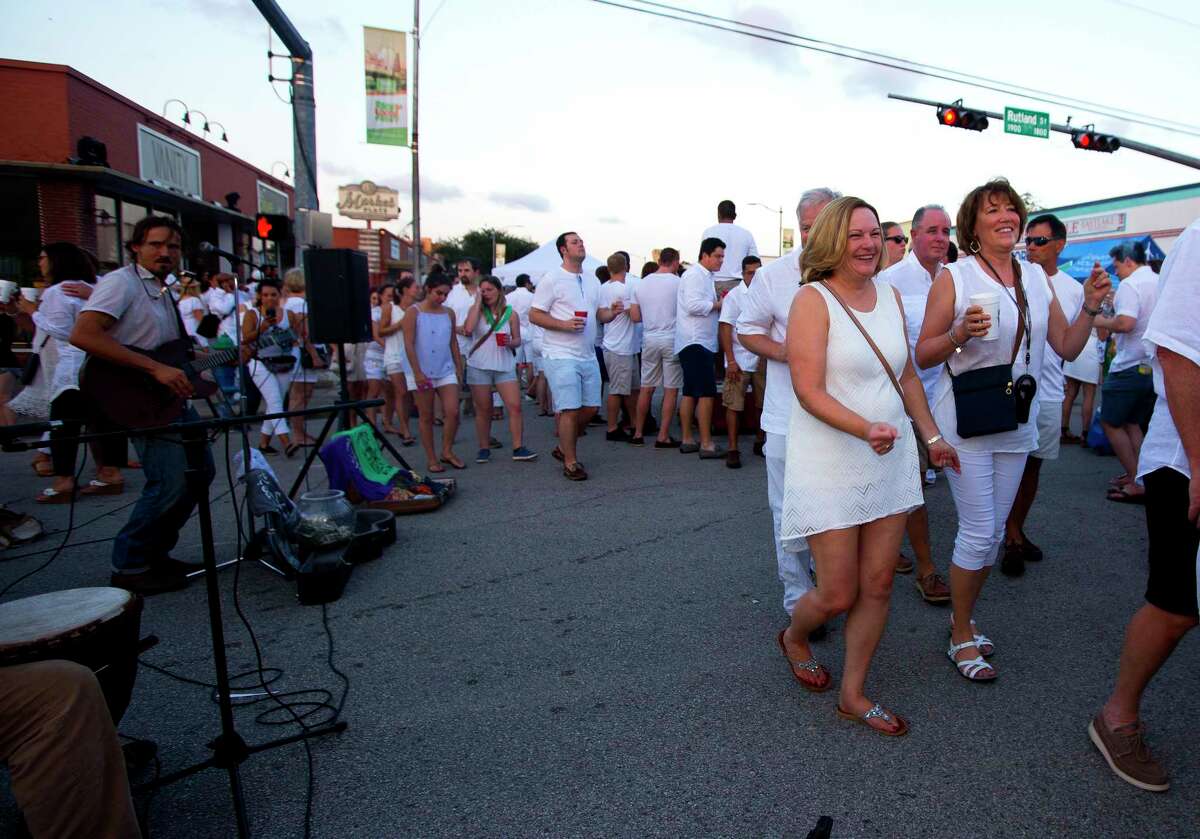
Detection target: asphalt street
<box><xmin>1</xmin><ymin>395</ymin><xmax>1197</xmax><ymax>838</ymax></box>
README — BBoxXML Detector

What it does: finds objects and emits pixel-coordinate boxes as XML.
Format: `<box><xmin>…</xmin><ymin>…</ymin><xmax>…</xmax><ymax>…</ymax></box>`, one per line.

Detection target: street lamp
<box><xmin>207</xmin><ymin>121</ymin><xmax>230</xmax><ymax>143</ymax></box>
<box><xmin>271</xmin><ymin>161</ymin><xmax>292</xmax><ymax>179</ymax></box>
<box><xmin>749</xmin><ymin>202</ymin><xmax>783</xmax><ymax>257</ymax></box>
<box><xmin>162</xmin><ymin>99</ymin><xmax>190</xmax><ymax>122</ymax></box>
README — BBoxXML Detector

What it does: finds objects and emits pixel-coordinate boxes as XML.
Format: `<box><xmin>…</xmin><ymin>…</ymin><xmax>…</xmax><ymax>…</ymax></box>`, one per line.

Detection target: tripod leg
<box><xmin>183</xmin><ymin>433</ymin><xmax>252</xmax><ymax>839</ymax></box>
<box><xmin>287</xmin><ymin>409</ymin><xmax>339</xmax><ymax>499</ymax></box>
<box><xmin>354</xmin><ymin>406</ymin><xmax>413</xmax><ymax>472</ymax></box>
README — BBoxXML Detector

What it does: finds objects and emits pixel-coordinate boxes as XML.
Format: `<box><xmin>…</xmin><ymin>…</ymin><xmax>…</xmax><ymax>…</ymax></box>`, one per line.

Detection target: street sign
<box><xmin>1004</xmin><ymin>106</ymin><xmax>1050</xmax><ymax>139</ymax></box>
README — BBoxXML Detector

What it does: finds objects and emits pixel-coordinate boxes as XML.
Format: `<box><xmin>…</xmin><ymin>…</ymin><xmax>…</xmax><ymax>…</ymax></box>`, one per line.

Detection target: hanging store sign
<box><xmin>336</xmin><ymin>180</ymin><xmax>400</xmax><ymax>221</ymax></box>
<box><xmin>137</xmin><ymin>125</ymin><xmax>201</xmax><ymax>198</ymax></box>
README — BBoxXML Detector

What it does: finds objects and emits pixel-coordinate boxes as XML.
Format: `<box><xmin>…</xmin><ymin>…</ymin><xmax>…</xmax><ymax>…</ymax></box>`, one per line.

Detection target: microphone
<box><xmin>199</xmin><ymin>242</ymin><xmax>256</xmax><ymax>267</ymax></box>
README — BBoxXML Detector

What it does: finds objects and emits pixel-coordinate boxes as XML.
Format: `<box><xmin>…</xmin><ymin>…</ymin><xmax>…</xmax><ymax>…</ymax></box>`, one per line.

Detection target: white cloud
<box><xmin>488</xmin><ymin>192</ymin><xmax>552</xmax><ymax>213</ymax></box>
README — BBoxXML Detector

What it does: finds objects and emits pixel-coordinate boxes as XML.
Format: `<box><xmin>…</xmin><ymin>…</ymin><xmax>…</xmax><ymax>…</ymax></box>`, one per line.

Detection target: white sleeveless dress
<box><xmin>780</xmin><ymin>280</ymin><xmax>922</xmax><ymax>545</ymax></box>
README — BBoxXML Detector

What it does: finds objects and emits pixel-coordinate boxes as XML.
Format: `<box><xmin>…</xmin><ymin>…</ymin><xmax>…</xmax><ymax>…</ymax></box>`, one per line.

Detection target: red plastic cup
<box><xmin>495</xmin><ymin>333</ymin><xmax>509</xmax><ymax>347</ymax></box>
<box><xmin>574</xmin><ymin>310</ymin><xmax>587</xmax><ymax>319</ymax></box>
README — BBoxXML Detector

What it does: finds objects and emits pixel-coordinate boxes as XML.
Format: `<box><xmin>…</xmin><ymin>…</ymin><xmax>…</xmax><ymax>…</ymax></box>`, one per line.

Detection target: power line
<box><xmin>590</xmin><ymin>0</ymin><xmax>1200</xmax><ymax>138</ymax></box>
<box><xmin>1104</xmin><ymin>0</ymin><xmax>1200</xmax><ymax>31</ymax></box>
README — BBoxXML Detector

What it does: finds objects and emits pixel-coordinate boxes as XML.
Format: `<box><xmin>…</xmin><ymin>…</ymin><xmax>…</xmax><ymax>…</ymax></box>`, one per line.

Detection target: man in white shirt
<box><xmin>675</xmin><ymin>238</ymin><xmax>725</xmax><ymax>458</ymax></box>
<box><xmin>1095</xmin><ymin>242</ymin><xmax>1161</xmax><ymax>502</ymax></box>
<box><xmin>881</xmin><ymin>221</ymin><xmax>909</xmax><ymax>268</ymax></box>
<box><xmin>877</xmin><ymin>204</ymin><xmax>952</xmax><ymax>603</ymax></box>
<box><xmin>718</xmin><ymin>255</ymin><xmax>761</xmax><ymax>469</ymax></box>
<box><xmin>507</xmin><ymin>274</ymin><xmax>536</xmax><ymax>387</ymax></box>
<box><xmin>1090</xmin><ymin>216</ymin><xmax>1199</xmax><ymax>794</ymax></box>
<box><xmin>1000</xmin><ymin>214</ymin><xmax>1082</xmax><ymax>576</ymax></box>
<box><xmin>737</xmin><ymin>187</ymin><xmax>839</xmax><ymax>622</ymax></box>
<box><xmin>629</xmin><ymin>249</ymin><xmax>683</xmax><ymax>448</ymax></box>
<box><xmin>530</xmin><ymin>232</ymin><xmax>602</xmax><ymax>480</ymax></box>
<box><xmin>597</xmin><ymin>253</ymin><xmax>638</xmax><ymax>441</ymax></box>
<box><xmin>702</xmin><ymin>200</ymin><xmax>758</xmax><ymax>296</ymax></box>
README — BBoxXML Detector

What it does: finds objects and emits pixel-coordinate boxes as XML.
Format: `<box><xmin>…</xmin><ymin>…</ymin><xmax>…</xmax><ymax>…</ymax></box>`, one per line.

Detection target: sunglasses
<box><xmin>885</xmin><ymin>235</ymin><xmax>908</xmax><ymax>245</ymax></box>
<box><xmin>1025</xmin><ymin>236</ymin><xmax>1063</xmax><ymax>247</ymax></box>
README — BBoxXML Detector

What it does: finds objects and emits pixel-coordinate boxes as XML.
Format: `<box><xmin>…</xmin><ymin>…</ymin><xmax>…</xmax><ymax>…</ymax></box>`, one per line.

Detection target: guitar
<box><xmin>80</xmin><ymin>331</ymin><xmax>292</xmax><ymax>429</ymax></box>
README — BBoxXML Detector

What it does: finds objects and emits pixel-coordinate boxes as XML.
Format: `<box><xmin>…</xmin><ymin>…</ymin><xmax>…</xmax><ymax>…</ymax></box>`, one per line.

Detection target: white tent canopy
<box><xmin>490</xmin><ymin>240</ymin><xmax>604</xmax><ymax>287</ymax></box>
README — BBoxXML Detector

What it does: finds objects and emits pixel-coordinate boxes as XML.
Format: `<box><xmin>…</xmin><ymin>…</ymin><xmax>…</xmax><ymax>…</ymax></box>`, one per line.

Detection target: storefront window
<box><xmin>120</xmin><ymin>202</ymin><xmax>147</xmax><ymax>265</ymax></box>
<box><xmin>94</xmin><ymin>195</ymin><xmax>119</xmax><ymax>271</ymax></box>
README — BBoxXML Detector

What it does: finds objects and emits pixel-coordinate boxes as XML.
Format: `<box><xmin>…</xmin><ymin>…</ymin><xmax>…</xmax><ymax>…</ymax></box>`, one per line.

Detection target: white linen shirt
<box><xmin>630</xmin><ymin>271</ymin><xmax>679</xmax><ymax>344</ymax></box>
<box><xmin>507</xmin><ymin>286</ymin><xmax>535</xmax><ymax>341</ymax></box>
<box><xmin>1110</xmin><ymin>264</ymin><xmax>1160</xmax><ymax>373</ymax></box>
<box><xmin>531</xmin><ymin>265</ymin><xmax>600</xmax><ymax>361</ymax></box>
<box><xmin>878</xmin><ymin>250</ymin><xmax>941</xmax><ymax>407</ymax></box>
<box><xmin>674</xmin><ymin>263</ymin><xmax>719</xmax><ymax>354</ymax></box>
<box><xmin>736</xmin><ymin>248</ymin><xmax>801</xmax><ymax>435</ymax></box>
<box><xmin>600</xmin><ymin>280</ymin><xmax>636</xmax><ymax>355</ymax></box>
<box><xmin>1137</xmin><ymin>218</ymin><xmax>1200</xmax><ymax>482</ymax></box>
<box><xmin>717</xmin><ymin>283</ymin><xmax>758</xmax><ymax>372</ymax></box>
<box><xmin>1041</xmin><ymin>270</ymin><xmax>1085</xmax><ymax>403</ymax></box>
<box><xmin>701</xmin><ymin>222</ymin><xmax>759</xmax><ymax>281</ymax></box>
<box><xmin>445</xmin><ymin>283</ymin><xmax>477</xmax><ymax>358</ymax></box>
<box><xmin>34</xmin><ymin>281</ymin><xmax>90</xmax><ymax>402</ymax></box>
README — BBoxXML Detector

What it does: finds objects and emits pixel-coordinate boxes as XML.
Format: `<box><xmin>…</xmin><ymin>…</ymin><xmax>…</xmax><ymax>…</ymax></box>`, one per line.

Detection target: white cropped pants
<box><xmin>248</xmin><ymin>359</ymin><xmax>294</xmax><ymax>439</ymax></box>
<box><xmin>944</xmin><ymin>448</ymin><xmax>1029</xmax><ymax>571</ymax></box>
<box><xmin>765</xmin><ymin>432</ymin><xmax>813</xmax><ymax>615</ymax></box>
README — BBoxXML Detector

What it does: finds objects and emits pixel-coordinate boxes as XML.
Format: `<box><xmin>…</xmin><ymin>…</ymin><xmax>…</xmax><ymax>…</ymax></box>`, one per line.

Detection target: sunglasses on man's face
<box><xmin>1025</xmin><ymin>236</ymin><xmax>1063</xmax><ymax>247</ymax></box>
<box><xmin>885</xmin><ymin>235</ymin><xmax>908</xmax><ymax>245</ymax></box>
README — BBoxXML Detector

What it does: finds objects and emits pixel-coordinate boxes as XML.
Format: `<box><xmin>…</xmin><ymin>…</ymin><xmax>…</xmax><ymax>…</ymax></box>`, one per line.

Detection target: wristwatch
<box><xmin>926</xmin><ymin>433</ymin><xmax>943</xmax><ymax>447</ymax></box>
<box><xmin>1081</xmin><ymin>303</ymin><xmax>1101</xmax><ymax>317</ymax></box>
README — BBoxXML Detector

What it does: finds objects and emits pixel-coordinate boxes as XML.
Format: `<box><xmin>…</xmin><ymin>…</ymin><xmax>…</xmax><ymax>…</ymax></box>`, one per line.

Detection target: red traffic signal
<box><xmin>254</xmin><ymin>213</ymin><xmax>291</xmax><ymax>242</ymax></box>
<box><xmin>936</xmin><ymin>100</ymin><xmax>988</xmax><ymax>132</ymax></box>
<box><xmin>1071</xmin><ymin>129</ymin><xmax>1120</xmax><ymax>153</ymax></box>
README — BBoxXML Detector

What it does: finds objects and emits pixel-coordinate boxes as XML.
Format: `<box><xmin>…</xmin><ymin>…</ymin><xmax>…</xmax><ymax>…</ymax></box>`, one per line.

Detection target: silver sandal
<box><xmin>947</xmin><ymin>639</ymin><xmax>996</xmax><ymax>681</ymax></box>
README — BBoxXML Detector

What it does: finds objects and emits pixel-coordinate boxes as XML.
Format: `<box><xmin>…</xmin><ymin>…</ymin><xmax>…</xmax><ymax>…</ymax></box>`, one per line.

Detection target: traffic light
<box><xmin>254</xmin><ymin>213</ymin><xmax>291</xmax><ymax>242</ymax></box>
<box><xmin>1071</xmin><ymin>128</ymin><xmax>1120</xmax><ymax>153</ymax></box>
<box><xmin>936</xmin><ymin>99</ymin><xmax>989</xmax><ymax>132</ymax></box>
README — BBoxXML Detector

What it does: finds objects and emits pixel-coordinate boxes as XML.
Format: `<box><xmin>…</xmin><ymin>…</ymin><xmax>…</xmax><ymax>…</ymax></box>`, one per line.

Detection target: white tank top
<box><xmin>932</xmin><ymin>255</ymin><xmax>1053</xmax><ymax>453</ymax></box>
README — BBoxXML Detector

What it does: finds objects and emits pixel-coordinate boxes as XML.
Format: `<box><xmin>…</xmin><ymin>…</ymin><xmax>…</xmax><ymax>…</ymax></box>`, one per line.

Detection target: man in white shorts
<box><xmin>737</xmin><ymin>187</ymin><xmax>838</xmax><ymax>627</ymax></box>
<box><xmin>629</xmin><ymin>248</ymin><xmax>682</xmax><ymax>448</ymax></box>
<box><xmin>597</xmin><ymin>253</ymin><xmax>639</xmax><ymax>441</ymax></box>
<box><xmin>508</xmin><ymin>274</ymin><xmax>535</xmax><ymax>389</ymax></box>
<box><xmin>1002</xmin><ymin>214</ymin><xmax>1082</xmax><ymax>576</ymax></box>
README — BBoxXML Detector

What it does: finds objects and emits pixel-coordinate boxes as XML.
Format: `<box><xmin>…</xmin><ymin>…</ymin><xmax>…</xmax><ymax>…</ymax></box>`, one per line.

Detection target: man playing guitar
<box><xmin>71</xmin><ymin>216</ymin><xmax>215</xmax><ymax>595</ymax></box>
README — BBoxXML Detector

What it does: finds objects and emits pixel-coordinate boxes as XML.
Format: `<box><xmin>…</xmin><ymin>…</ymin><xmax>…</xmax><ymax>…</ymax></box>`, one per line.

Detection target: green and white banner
<box><xmin>364</xmin><ymin>26</ymin><xmax>408</xmax><ymax>146</ymax></box>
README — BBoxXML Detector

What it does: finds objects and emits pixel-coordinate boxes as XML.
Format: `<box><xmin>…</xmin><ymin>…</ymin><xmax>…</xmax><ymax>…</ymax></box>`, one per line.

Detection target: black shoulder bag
<box><xmin>947</xmin><ymin>256</ymin><xmax>1038</xmax><ymax>439</ymax></box>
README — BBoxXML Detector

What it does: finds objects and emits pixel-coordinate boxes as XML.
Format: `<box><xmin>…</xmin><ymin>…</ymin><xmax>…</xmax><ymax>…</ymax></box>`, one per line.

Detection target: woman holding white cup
<box><xmin>916</xmin><ymin>179</ymin><xmax>1110</xmax><ymax>681</ymax></box>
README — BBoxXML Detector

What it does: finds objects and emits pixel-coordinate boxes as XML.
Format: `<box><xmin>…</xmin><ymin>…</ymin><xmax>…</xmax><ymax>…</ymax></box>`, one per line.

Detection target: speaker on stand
<box><xmin>303</xmin><ymin>249</ymin><xmax>372</xmax><ymax>430</ymax></box>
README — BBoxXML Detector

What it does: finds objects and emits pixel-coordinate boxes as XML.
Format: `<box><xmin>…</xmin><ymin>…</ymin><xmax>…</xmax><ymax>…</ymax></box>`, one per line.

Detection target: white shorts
<box><xmin>363</xmin><ymin>351</ymin><xmax>385</xmax><ymax>381</ymax></box>
<box><xmin>406</xmin><ymin>372</ymin><xmax>458</xmax><ymax>391</ymax></box>
<box><xmin>1032</xmin><ymin>401</ymin><xmax>1060</xmax><ymax>460</ymax></box>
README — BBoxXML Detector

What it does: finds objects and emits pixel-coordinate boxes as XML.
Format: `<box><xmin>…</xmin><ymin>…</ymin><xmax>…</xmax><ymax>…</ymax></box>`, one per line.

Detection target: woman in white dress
<box><xmin>779</xmin><ymin>197</ymin><xmax>960</xmax><ymax>736</ymax></box>
<box><xmin>378</xmin><ymin>277</ymin><xmax>419</xmax><ymax>444</ymax></box>
<box><xmin>916</xmin><ymin>179</ymin><xmax>1110</xmax><ymax>681</ymax></box>
<box><xmin>283</xmin><ymin>268</ymin><xmax>324</xmax><ymax>445</ymax></box>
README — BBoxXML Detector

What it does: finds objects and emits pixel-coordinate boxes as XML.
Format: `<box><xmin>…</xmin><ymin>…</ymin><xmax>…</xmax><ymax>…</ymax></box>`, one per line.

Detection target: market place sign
<box><xmin>336</xmin><ymin>180</ymin><xmax>400</xmax><ymax>221</ymax></box>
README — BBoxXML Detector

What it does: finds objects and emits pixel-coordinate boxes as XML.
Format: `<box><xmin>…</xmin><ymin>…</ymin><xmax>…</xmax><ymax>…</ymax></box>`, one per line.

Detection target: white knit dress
<box><xmin>780</xmin><ymin>280</ymin><xmax>923</xmax><ymax>546</ymax></box>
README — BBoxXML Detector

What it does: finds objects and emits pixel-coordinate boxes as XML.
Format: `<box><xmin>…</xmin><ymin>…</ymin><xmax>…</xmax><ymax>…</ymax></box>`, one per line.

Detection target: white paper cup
<box><xmin>20</xmin><ymin>287</ymin><xmax>40</xmax><ymax>304</ymax></box>
<box><xmin>0</xmin><ymin>280</ymin><xmax>17</xmax><ymax>303</ymax></box>
<box><xmin>968</xmin><ymin>292</ymin><xmax>1000</xmax><ymax>341</ymax></box>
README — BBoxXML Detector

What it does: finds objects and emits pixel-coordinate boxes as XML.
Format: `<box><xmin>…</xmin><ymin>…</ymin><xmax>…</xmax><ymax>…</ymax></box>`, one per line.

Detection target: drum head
<box><xmin>0</xmin><ymin>587</ymin><xmax>134</xmax><ymax>655</ymax></box>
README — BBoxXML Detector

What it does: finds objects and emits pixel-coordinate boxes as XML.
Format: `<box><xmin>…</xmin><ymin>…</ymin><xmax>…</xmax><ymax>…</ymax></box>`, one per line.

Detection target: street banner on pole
<box><xmin>364</xmin><ymin>26</ymin><xmax>408</xmax><ymax>146</ymax></box>
<box><xmin>782</xmin><ymin>228</ymin><xmax>795</xmax><ymax>251</ymax></box>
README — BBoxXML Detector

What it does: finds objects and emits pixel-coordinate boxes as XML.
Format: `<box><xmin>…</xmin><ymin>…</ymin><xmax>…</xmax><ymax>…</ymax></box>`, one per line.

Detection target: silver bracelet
<box><xmin>925</xmin><ymin>433</ymin><xmax>943</xmax><ymax>447</ymax></box>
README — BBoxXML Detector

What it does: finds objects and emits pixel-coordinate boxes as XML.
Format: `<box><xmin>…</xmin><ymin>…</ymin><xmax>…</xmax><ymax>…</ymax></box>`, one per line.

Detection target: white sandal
<box><xmin>947</xmin><ymin>639</ymin><xmax>996</xmax><ymax>681</ymax></box>
<box><xmin>948</xmin><ymin>617</ymin><xmax>994</xmax><ymax>658</ymax></box>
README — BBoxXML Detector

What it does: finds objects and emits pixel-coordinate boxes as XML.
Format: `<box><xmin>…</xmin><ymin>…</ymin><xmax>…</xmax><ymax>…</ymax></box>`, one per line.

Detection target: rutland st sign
<box><xmin>1004</xmin><ymin>106</ymin><xmax>1050</xmax><ymax>139</ymax></box>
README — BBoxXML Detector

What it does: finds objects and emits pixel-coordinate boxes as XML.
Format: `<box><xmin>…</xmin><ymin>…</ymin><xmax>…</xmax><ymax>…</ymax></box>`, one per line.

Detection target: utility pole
<box><xmin>889</xmin><ymin>93</ymin><xmax>1200</xmax><ymax>171</ymax></box>
<box><xmin>254</xmin><ymin>0</ymin><xmax>318</xmax><ymax>210</ymax></box>
<box><xmin>411</xmin><ymin>0</ymin><xmax>421</xmax><ymax>281</ymax></box>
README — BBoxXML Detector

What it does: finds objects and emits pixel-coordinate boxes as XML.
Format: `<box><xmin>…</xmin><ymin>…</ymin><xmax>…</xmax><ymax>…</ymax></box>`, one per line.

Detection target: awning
<box><xmin>1056</xmin><ymin>234</ymin><xmax>1166</xmax><ymax>280</ymax></box>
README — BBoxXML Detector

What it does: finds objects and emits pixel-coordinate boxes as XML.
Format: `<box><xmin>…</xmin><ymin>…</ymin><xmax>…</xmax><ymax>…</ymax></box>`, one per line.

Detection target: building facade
<box><xmin>0</xmin><ymin>58</ymin><xmax>294</xmax><ymax>285</ymax></box>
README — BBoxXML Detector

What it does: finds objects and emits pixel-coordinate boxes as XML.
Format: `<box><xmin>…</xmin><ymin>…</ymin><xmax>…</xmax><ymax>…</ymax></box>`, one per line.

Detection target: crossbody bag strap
<box><xmin>818</xmin><ymin>281</ymin><xmax>907</xmax><ymax>403</ymax></box>
<box><xmin>467</xmin><ymin>306</ymin><xmax>503</xmax><ymax>358</ymax></box>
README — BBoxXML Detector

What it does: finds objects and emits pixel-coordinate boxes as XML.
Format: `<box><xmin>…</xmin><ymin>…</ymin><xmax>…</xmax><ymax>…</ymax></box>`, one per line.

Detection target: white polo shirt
<box><xmin>1137</xmin><ymin>218</ymin><xmax>1200</xmax><ymax>482</ymax></box>
<box><xmin>701</xmin><ymin>222</ymin><xmax>759</xmax><ymax>281</ymax></box>
<box><xmin>600</xmin><ymin>279</ymin><xmax>636</xmax><ymax>355</ymax></box>
<box><xmin>531</xmin><ymin>265</ymin><xmax>600</xmax><ymax>362</ymax></box>
<box><xmin>674</xmin><ymin>263</ymin><xmax>719</xmax><ymax>354</ymax></box>
<box><xmin>84</xmin><ymin>263</ymin><xmax>183</xmax><ymax>351</ymax></box>
<box><xmin>878</xmin><ymin>249</ymin><xmax>942</xmax><ymax>407</ymax></box>
<box><xmin>736</xmin><ymin>248</ymin><xmax>801</xmax><ymax>436</ymax></box>
<box><xmin>717</xmin><ymin>282</ymin><xmax>758</xmax><ymax>372</ymax></box>
<box><xmin>1041</xmin><ymin>270</ymin><xmax>1085</xmax><ymax>403</ymax></box>
<box><xmin>631</xmin><ymin>271</ymin><xmax>680</xmax><ymax>344</ymax></box>
<box><xmin>1110</xmin><ymin>264</ymin><xmax>1160</xmax><ymax>373</ymax></box>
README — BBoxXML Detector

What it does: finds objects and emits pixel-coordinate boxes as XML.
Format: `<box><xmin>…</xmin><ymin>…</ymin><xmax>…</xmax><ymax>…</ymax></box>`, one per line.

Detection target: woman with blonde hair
<box><xmin>283</xmin><ymin>267</ymin><xmax>324</xmax><ymax>445</ymax></box>
<box><xmin>176</xmin><ymin>273</ymin><xmax>209</xmax><ymax>347</ymax></box>
<box><xmin>916</xmin><ymin>179</ymin><xmax>1110</xmax><ymax>681</ymax></box>
<box><xmin>778</xmin><ymin>197</ymin><xmax>960</xmax><ymax>736</ymax></box>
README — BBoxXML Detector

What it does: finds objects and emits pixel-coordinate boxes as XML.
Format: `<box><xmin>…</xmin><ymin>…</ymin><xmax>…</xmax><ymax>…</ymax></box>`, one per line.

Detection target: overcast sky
<box><xmin>4</xmin><ymin>0</ymin><xmax>1199</xmax><ymax>266</ymax></box>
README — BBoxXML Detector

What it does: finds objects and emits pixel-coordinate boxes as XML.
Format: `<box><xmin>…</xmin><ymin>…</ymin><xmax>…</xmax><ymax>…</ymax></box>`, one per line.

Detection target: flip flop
<box><xmin>836</xmin><ymin>704</ymin><xmax>909</xmax><ymax>737</ymax></box>
<box><xmin>1106</xmin><ymin>486</ymin><xmax>1146</xmax><ymax>505</ymax></box>
<box><xmin>35</xmin><ymin>487</ymin><xmax>76</xmax><ymax>504</ymax></box>
<box><xmin>776</xmin><ymin>629</ymin><xmax>832</xmax><ymax>693</ymax></box>
<box><xmin>439</xmin><ymin>456</ymin><xmax>466</xmax><ymax>470</ymax></box>
<box><xmin>427</xmin><ymin>463</ymin><xmax>446</xmax><ymax>473</ymax></box>
<box><xmin>32</xmin><ymin>460</ymin><xmax>53</xmax><ymax>478</ymax></box>
<box><xmin>399</xmin><ymin>436</ymin><xmax>416</xmax><ymax>447</ymax></box>
<box><xmin>79</xmin><ymin>479</ymin><xmax>124</xmax><ymax>496</ymax></box>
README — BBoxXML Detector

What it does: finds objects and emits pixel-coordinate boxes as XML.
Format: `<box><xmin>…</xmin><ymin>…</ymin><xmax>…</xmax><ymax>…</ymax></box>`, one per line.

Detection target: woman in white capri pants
<box><xmin>242</xmin><ymin>279</ymin><xmax>302</xmax><ymax>457</ymax></box>
<box><xmin>917</xmin><ymin>179</ymin><xmax>1110</xmax><ymax>681</ymax></box>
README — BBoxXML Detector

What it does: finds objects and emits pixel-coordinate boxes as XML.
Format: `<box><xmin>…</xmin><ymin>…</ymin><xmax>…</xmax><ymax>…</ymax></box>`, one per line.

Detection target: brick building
<box><xmin>331</xmin><ymin>226</ymin><xmax>421</xmax><ymax>287</ymax></box>
<box><xmin>0</xmin><ymin>58</ymin><xmax>294</xmax><ymax>284</ymax></box>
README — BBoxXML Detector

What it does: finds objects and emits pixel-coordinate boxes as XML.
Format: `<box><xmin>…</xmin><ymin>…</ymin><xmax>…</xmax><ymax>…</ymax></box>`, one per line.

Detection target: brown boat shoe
<box><xmin>1088</xmin><ymin>713</ymin><xmax>1170</xmax><ymax>793</ymax></box>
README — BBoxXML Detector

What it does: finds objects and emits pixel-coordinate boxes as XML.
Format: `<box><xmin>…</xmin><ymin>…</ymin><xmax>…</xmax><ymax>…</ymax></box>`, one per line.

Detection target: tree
<box><xmin>433</xmin><ymin>228</ymin><xmax>539</xmax><ymax>273</ymax></box>
<box><xmin>1020</xmin><ymin>191</ymin><xmax>1043</xmax><ymax>212</ymax></box>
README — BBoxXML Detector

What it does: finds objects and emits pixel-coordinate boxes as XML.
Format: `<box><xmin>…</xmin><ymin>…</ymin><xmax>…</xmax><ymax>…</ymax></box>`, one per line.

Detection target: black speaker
<box><xmin>303</xmin><ymin>249</ymin><xmax>371</xmax><ymax>344</ymax></box>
